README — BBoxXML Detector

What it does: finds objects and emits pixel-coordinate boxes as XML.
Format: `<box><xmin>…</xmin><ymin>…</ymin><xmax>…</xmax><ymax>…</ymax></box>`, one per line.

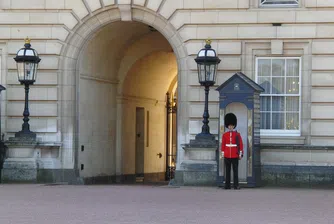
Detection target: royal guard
<box><xmin>221</xmin><ymin>113</ymin><xmax>244</xmax><ymax>190</ymax></box>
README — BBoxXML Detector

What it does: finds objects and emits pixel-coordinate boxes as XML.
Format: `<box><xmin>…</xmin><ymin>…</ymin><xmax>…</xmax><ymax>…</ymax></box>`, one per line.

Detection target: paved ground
<box><xmin>0</xmin><ymin>184</ymin><xmax>333</xmax><ymax>224</ymax></box>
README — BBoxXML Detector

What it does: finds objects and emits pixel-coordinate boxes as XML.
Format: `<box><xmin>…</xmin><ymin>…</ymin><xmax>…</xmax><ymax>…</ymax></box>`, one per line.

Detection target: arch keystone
<box><xmin>118</xmin><ymin>4</ymin><xmax>132</xmax><ymax>21</ymax></box>
<box><xmin>133</xmin><ymin>0</ymin><xmax>145</xmax><ymax>6</ymax></box>
<box><xmin>132</xmin><ymin>8</ymin><xmax>145</xmax><ymax>21</ymax></box>
<box><xmin>103</xmin><ymin>0</ymin><xmax>116</xmax><ymax>6</ymax></box>
<box><xmin>118</xmin><ymin>0</ymin><xmax>131</xmax><ymax>3</ymax></box>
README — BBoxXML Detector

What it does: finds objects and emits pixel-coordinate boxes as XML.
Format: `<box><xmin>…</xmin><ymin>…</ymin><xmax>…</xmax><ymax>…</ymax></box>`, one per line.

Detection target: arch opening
<box><xmin>77</xmin><ymin>20</ymin><xmax>178</xmax><ymax>183</ymax></box>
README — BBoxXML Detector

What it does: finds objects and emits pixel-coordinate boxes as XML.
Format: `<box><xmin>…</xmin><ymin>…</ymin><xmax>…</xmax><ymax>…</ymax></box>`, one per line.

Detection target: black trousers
<box><xmin>224</xmin><ymin>158</ymin><xmax>239</xmax><ymax>188</ymax></box>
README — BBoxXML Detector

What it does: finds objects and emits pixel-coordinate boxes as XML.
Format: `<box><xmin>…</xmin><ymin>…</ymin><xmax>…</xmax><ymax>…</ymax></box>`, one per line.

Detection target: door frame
<box><xmin>135</xmin><ymin>107</ymin><xmax>145</xmax><ymax>178</ymax></box>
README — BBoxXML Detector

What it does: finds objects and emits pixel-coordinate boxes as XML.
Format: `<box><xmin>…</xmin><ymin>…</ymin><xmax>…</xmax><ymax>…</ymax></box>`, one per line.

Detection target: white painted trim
<box><xmin>255</xmin><ymin>57</ymin><xmax>302</xmax><ymax>136</ymax></box>
<box><xmin>260</xmin><ymin>0</ymin><xmax>299</xmax><ymax>7</ymax></box>
<box><xmin>260</xmin><ymin>130</ymin><xmax>300</xmax><ymax>136</ymax></box>
<box><xmin>262</xmin><ymin>162</ymin><xmax>334</xmax><ymax>167</ymax></box>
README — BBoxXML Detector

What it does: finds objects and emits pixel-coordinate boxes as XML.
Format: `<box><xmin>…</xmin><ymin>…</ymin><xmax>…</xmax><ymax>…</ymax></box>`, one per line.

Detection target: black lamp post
<box><xmin>194</xmin><ymin>39</ymin><xmax>221</xmax><ymax>142</ymax></box>
<box><xmin>13</xmin><ymin>38</ymin><xmax>41</xmax><ymax>140</ymax></box>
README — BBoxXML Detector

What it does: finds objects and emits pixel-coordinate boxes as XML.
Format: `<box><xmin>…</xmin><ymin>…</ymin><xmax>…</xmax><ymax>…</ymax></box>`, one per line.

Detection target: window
<box><xmin>260</xmin><ymin>0</ymin><xmax>299</xmax><ymax>7</ymax></box>
<box><xmin>256</xmin><ymin>57</ymin><xmax>301</xmax><ymax>136</ymax></box>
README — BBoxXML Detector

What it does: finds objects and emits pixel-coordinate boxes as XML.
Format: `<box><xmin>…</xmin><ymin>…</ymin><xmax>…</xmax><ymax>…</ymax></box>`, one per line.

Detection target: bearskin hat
<box><xmin>224</xmin><ymin>113</ymin><xmax>237</xmax><ymax>128</ymax></box>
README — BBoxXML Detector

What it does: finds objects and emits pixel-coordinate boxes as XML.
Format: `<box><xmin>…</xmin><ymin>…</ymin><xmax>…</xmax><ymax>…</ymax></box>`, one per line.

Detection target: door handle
<box><xmin>157</xmin><ymin>153</ymin><xmax>162</xmax><ymax>158</ymax></box>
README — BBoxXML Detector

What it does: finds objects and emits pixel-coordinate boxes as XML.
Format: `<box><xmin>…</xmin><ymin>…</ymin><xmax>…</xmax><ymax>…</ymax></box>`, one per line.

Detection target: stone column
<box><xmin>115</xmin><ymin>97</ymin><xmax>123</xmax><ymax>183</ymax></box>
<box><xmin>1</xmin><ymin>138</ymin><xmax>62</xmax><ymax>183</ymax></box>
<box><xmin>175</xmin><ymin>143</ymin><xmax>217</xmax><ymax>186</ymax></box>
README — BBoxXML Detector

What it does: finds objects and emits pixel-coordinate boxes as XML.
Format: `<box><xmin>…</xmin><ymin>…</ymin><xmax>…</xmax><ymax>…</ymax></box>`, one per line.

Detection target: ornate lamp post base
<box><xmin>14</xmin><ymin>130</ymin><xmax>36</xmax><ymax>141</ymax></box>
<box><xmin>195</xmin><ymin>132</ymin><xmax>216</xmax><ymax>141</ymax></box>
<box><xmin>189</xmin><ymin>133</ymin><xmax>217</xmax><ymax>147</ymax></box>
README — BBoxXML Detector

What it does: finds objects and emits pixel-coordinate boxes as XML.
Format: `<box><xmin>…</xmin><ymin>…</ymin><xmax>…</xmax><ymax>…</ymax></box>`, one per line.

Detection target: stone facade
<box><xmin>0</xmin><ymin>0</ymin><xmax>334</xmax><ymax>186</ymax></box>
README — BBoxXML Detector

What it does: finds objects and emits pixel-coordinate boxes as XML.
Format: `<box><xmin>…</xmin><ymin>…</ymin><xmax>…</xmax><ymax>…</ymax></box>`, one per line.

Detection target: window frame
<box><xmin>259</xmin><ymin>0</ymin><xmax>299</xmax><ymax>7</ymax></box>
<box><xmin>255</xmin><ymin>57</ymin><xmax>302</xmax><ymax>137</ymax></box>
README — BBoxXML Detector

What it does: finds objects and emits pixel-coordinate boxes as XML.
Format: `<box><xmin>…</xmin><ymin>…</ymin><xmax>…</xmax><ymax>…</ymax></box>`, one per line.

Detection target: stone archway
<box><xmin>59</xmin><ymin>5</ymin><xmax>188</xmax><ymax>182</ymax></box>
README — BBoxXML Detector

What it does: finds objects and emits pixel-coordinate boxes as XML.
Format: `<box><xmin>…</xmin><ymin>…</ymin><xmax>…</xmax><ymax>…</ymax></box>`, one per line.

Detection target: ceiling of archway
<box><xmin>123</xmin><ymin>51</ymin><xmax>177</xmax><ymax>101</ymax></box>
<box><xmin>80</xmin><ymin>21</ymin><xmax>154</xmax><ymax>79</ymax></box>
<box><xmin>80</xmin><ymin>20</ymin><xmax>177</xmax><ymax>101</ymax></box>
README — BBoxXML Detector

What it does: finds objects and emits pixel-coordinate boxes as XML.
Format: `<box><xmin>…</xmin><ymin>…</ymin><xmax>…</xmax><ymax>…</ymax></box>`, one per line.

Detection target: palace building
<box><xmin>0</xmin><ymin>0</ymin><xmax>334</xmax><ymax>186</ymax></box>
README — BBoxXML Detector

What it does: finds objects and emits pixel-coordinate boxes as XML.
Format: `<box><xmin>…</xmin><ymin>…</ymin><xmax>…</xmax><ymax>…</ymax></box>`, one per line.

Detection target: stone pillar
<box><xmin>174</xmin><ymin>142</ymin><xmax>218</xmax><ymax>186</ymax></box>
<box><xmin>115</xmin><ymin>97</ymin><xmax>123</xmax><ymax>183</ymax></box>
<box><xmin>2</xmin><ymin>141</ymin><xmax>38</xmax><ymax>183</ymax></box>
<box><xmin>1</xmin><ymin>138</ymin><xmax>62</xmax><ymax>183</ymax></box>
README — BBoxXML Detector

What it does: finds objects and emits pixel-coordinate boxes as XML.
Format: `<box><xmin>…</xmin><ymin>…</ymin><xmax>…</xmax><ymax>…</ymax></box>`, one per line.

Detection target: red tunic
<box><xmin>221</xmin><ymin>131</ymin><xmax>244</xmax><ymax>158</ymax></box>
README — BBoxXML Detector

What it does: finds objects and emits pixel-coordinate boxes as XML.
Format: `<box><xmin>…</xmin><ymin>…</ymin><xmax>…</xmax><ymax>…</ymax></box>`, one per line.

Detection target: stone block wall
<box><xmin>0</xmin><ymin>0</ymin><xmax>334</xmax><ymax>182</ymax></box>
<box><xmin>261</xmin><ymin>145</ymin><xmax>334</xmax><ymax>187</ymax></box>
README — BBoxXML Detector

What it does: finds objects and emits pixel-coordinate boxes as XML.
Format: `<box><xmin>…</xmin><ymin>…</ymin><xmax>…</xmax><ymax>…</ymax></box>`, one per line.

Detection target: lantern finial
<box><xmin>24</xmin><ymin>37</ymin><xmax>31</xmax><ymax>48</ymax></box>
<box><xmin>205</xmin><ymin>39</ymin><xmax>212</xmax><ymax>45</ymax></box>
<box><xmin>25</xmin><ymin>37</ymin><xmax>31</xmax><ymax>44</ymax></box>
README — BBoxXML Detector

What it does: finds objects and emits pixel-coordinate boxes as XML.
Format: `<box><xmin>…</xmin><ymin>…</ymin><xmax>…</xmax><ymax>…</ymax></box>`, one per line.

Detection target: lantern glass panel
<box><xmin>17</xmin><ymin>49</ymin><xmax>25</xmax><ymax>56</ymax></box>
<box><xmin>16</xmin><ymin>62</ymin><xmax>25</xmax><ymax>81</ymax></box>
<box><xmin>213</xmin><ymin>64</ymin><xmax>217</xmax><ymax>82</ymax></box>
<box><xmin>206</xmin><ymin>49</ymin><xmax>216</xmax><ymax>57</ymax></box>
<box><xmin>25</xmin><ymin>49</ymin><xmax>35</xmax><ymax>56</ymax></box>
<box><xmin>205</xmin><ymin>64</ymin><xmax>217</xmax><ymax>83</ymax></box>
<box><xmin>25</xmin><ymin>62</ymin><xmax>37</xmax><ymax>81</ymax></box>
<box><xmin>17</xmin><ymin>62</ymin><xmax>37</xmax><ymax>82</ymax></box>
<box><xmin>204</xmin><ymin>64</ymin><xmax>211</xmax><ymax>82</ymax></box>
<box><xmin>197</xmin><ymin>63</ymin><xmax>205</xmax><ymax>83</ymax></box>
<box><xmin>198</xmin><ymin>49</ymin><xmax>205</xmax><ymax>57</ymax></box>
